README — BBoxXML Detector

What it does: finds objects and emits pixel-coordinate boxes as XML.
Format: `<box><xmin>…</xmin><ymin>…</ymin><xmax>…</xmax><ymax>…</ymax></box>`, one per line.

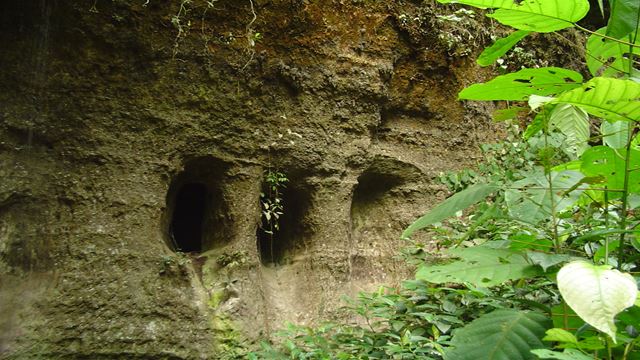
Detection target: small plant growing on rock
<box><xmin>259</xmin><ymin>169</ymin><xmax>288</xmax><ymax>265</ymax></box>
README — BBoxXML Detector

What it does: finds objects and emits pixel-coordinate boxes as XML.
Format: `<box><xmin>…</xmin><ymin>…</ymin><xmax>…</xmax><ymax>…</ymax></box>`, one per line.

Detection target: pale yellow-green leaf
<box><xmin>529</xmin><ymin>95</ymin><xmax>555</xmax><ymax>110</ymax></box>
<box><xmin>557</xmin><ymin>261</ymin><xmax>638</xmax><ymax>342</ymax></box>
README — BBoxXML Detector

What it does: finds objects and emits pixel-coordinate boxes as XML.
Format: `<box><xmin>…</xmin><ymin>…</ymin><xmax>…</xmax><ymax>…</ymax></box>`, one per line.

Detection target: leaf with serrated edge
<box><xmin>557</xmin><ymin>261</ymin><xmax>638</xmax><ymax>342</ymax></box>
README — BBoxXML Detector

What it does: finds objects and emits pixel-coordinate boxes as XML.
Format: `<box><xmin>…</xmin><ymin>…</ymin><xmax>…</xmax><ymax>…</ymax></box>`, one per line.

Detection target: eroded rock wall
<box><xmin>0</xmin><ymin>0</ymin><xmax>505</xmax><ymax>358</ymax></box>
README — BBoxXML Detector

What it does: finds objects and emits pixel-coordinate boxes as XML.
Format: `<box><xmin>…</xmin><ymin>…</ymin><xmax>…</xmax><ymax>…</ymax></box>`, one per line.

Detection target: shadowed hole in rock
<box><xmin>257</xmin><ymin>181</ymin><xmax>312</xmax><ymax>266</ymax></box>
<box><xmin>171</xmin><ymin>183</ymin><xmax>207</xmax><ymax>253</ymax></box>
<box><xmin>164</xmin><ymin>157</ymin><xmax>230</xmax><ymax>253</ymax></box>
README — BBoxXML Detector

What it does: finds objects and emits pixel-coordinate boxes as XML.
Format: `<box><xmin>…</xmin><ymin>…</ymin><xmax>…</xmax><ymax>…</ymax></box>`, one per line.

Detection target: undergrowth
<box><xmin>250</xmin><ymin>0</ymin><xmax>640</xmax><ymax>359</ymax></box>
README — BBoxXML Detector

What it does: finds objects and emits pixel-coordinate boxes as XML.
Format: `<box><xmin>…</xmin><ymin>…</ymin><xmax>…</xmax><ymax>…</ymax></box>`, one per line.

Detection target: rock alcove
<box><xmin>165</xmin><ymin>157</ymin><xmax>231</xmax><ymax>254</ymax></box>
<box><xmin>257</xmin><ymin>178</ymin><xmax>313</xmax><ymax>266</ymax></box>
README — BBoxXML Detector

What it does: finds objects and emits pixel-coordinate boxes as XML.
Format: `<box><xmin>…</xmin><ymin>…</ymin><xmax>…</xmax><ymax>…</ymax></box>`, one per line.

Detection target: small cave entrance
<box><xmin>171</xmin><ymin>183</ymin><xmax>207</xmax><ymax>253</ymax></box>
<box><xmin>164</xmin><ymin>157</ymin><xmax>230</xmax><ymax>253</ymax></box>
<box><xmin>257</xmin><ymin>179</ymin><xmax>312</xmax><ymax>266</ymax></box>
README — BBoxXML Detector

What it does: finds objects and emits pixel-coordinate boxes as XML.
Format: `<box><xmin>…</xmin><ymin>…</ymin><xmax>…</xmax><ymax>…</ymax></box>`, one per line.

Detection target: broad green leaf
<box><xmin>505</xmin><ymin>169</ymin><xmax>584</xmax><ymax>224</ymax></box>
<box><xmin>445</xmin><ymin>309</ymin><xmax>551</xmax><ymax>360</ymax></box>
<box><xmin>551</xmin><ymin>160</ymin><xmax>581</xmax><ymax>172</ymax></box>
<box><xmin>593</xmin><ymin>240</ymin><xmax>620</xmax><ymax>263</ymax></box>
<box><xmin>478</xmin><ymin>30</ymin><xmax>531</xmax><ymax>66</ymax></box>
<box><xmin>580</xmin><ymin>146</ymin><xmax>640</xmax><ymax>198</ymax></box>
<box><xmin>531</xmin><ymin>348</ymin><xmax>593</xmax><ymax>360</ymax></box>
<box><xmin>601</xmin><ymin>120</ymin><xmax>631</xmax><ymax>149</ymax></box>
<box><xmin>548</xmin><ymin>104</ymin><xmax>590</xmax><ymax>156</ymax></box>
<box><xmin>437</xmin><ymin>0</ymin><xmax>590</xmax><ymax>32</ymax></box>
<box><xmin>574</xmin><ymin>228</ymin><xmax>638</xmax><ymax>243</ymax></box>
<box><xmin>617</xmin><ymin>305</ymin><xmax>640</xmax><ymax>330</ymax></box>
<box><xmin>459</xmin><ymin>67</ymin><xmax>583</xmax><ymax>101</ymax></box>
<box><xmin>526</xmin><ymin>251</ymin><xmax>575</xmax><ymax>272</ymax></box>
<box><xmin>416</xmin><ymin>245</ymin><xmax>542</xmax><ymax>286</ymax></box>
<box><xmin>509</xmin><ymin>233</ymin><xmax>554</xmax><ymax>251</ymax></box>
<box><xmin>402</xmin><ymin>183</ymin><xmax>498</xmax><ymax>239</ymax></box>
<box><xmin>523</xmin><ymin>111</ymin><xmax>547</xmax><ymax>139</ymax></box>
<box><xmin>557</xmin><ymin>261</ymin><xmax>639</xmax><ymax>342</ymax></box>
<box><xmin>551</xmin><ymin>302</ymin><xmax>584</xmax><ymax>332</ymax></box>
<box><xmin>606</xmin><ymin>0</ymin><xmax>640</xmax><ymax>39</ymax></box>
<box><xmin>555</xmin><ymin>77</ymin><xmax>640</xmax><ymax>122</ymax></box>
<box><xmin>541</xmin><ymin>328</ymin><xmax>578</xmax><ymax>344</ymax></box>
<box><xmin>493</xmin><ymin>106</ymin><xmax>529</xmax><ymax>121</ymax></box>
<box><xmin>586</xmin><ymin>27</ymin><xmax>640</xmax><ymax>77</ymax></box>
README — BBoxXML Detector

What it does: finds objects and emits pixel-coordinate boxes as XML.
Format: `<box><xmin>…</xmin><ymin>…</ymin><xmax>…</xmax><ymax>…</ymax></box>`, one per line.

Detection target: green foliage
<box><xmin>416</xmin><ymin>244</ymin><xmax>542</xmax><ymax>287</ymax></box>
<box><xmin>586</xmin><ymin>28</ymin><xmax>640</xmax><ymax>78</ymax></box>
<box><xmin>557</xmin><ymin>261</ymin><xmax>638</xmax><ymax>341</ymax></box>
<box><xmin>477</xmin><ymin>30</ymin><xmax>531</xmax><ymax>67</ymax></box>
<box><xmin>601</xmin><ymin>120</ymin><xmax>630</xmax><ymax>149</ymax></box>
<box><xmin>436</xmin><ymin>0</ymin><xmax>590</xmax><ymax>32</ymax></box>
<box><xmin>253</xmin><ymin>0</ymin><xmax>640</xmax><ymax>358</ymax></box>
<box><xmin>402</xmin><ymin>183</ymin><xmax>499</xmax><ymax>239</ymax></box>
<box><xmin>547</xmin><ymin>104</ymin><xmax>590</xmax><ymax>157</ymax></box>
<box><xmin>554</xmin><ymin>77</ymin><xmax>640</xmax><ymax>122</ymax></box>
<box><xmin>445</xmin><ymin>309</ymin><xmax>552</xmax><ymax>360</ymax></box>
<box><xmin>405</xmin><ymin>0</ymin><xmax>640</xmax><ymax>357</ymax></box>
<box><xmin>259</xmin><ymin>169</ymin><xmax>288</xmax><ymax>264</ymax></box>
<box><xmin>606</xmin><ymin>0</ymin><xmax>640</xmax><ymax>39</ymax></box>
<box><xmin>458</xmin><ymin>67</ymin><xmax>583</xmax><ymax>101</ymax></box>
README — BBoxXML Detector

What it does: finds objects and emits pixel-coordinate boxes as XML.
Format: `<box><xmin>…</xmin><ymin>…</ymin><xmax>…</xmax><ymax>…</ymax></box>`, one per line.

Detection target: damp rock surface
<box><xmin>0</xmin><ymin>0</ymin><xmax>584</xmax><ymax>358</ymax></box>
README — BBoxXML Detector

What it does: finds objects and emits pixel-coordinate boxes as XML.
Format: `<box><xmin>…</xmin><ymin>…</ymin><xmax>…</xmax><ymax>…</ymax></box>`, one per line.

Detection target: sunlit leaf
<box><xmin>416</xmin><ymin>245</ymin><xmax>542</xmax><ymax>286</ymax></box>
<box><xmin>505</xmin><ymin>169</ymin><xmax>584</xmax><ymax>224</ymax></box>
<box><xmin>601</xmin><ymin>120</ymin><xmax>631</xmax><ymax>149</ymax></box>
<box><xmin>459</xmin><ymin>67</ymin><xmax>583</xmax><ymax>101</ymax></box>
<box><xmin>557</xmin><ymin>261</ymin><xmax>638</xmax><ymax>342</ymax></box>
<box><xmin>586</xmin><ymin>27</ymin><xmax>640</xmax><ymax>77</ymax></box>
<box><xmin>555</xmin><ymin>77</ymin><xmax>640</xmax><ymax>122</ymax></box>
<box><xmin>437</xmin><ymin>0</ymin><xmax>590</xmax><ymax>32</ymax></box>
<box><xmin>548</xmin><ymin>104</ymin><xmax>590</xmax><ymax>156</ymax></box>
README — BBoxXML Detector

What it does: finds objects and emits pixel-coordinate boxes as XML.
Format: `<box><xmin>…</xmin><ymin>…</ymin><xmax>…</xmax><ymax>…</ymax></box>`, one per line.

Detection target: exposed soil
<box><xmin>0</xmin><ymin>0</ymin><xmax>584</xmax><ymax>358</ymax></box>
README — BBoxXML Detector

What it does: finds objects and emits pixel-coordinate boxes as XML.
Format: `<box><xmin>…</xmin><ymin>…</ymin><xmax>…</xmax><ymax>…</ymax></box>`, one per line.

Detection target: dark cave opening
<box><xmin>164</xmin><ymin>156</ymin><xmax>231</xmax><ymax>253</ymax></box>
<box><xmin>257</xmin><ymin>183</ymin><xmax>312</xmax><ymax>266</ymax></box>
<box><xmin>171</xmin><ymin>183</ymin><xmax>207</xmax><ymax>253</ymax></box>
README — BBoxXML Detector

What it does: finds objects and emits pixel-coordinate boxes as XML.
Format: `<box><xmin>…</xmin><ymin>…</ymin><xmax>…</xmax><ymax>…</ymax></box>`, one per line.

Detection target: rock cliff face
<box><xmin>0</xmin><ymin>0</ymin><xmax>508</xmax><ymax>357</ymax></box>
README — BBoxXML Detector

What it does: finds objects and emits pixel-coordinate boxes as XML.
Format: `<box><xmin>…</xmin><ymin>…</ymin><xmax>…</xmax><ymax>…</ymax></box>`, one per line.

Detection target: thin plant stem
<box><xmin>616</xmin><ymin>5</ymin><xmax>639</xmax><ymax>266</ymax></box>
<box><xmin>542</xmin><ymin>108</ymin><xmax>560</xmax><ymax>252</ymax></box>
<box><xmin>604</xmin><ymin>186</ymin><xmax>609</xmax><ymax>265</ymax></box>
<box><xmin>575</xmin><ymin>24</ymin><xmax>637</xmax><ymax>47</ymax></box>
